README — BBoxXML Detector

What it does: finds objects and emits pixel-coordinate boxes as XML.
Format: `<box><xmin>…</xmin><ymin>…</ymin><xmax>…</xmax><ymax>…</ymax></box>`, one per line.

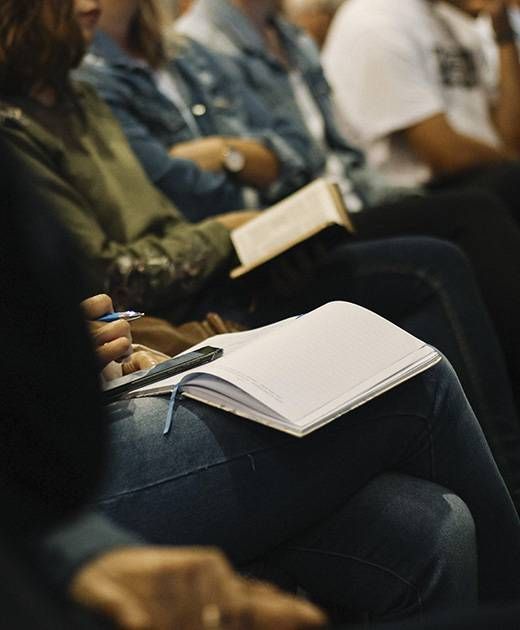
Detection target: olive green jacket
<box><xmin>0</xmin><ymin>83</ymin><xmax>233</xmax><ymax>317</ymax></box>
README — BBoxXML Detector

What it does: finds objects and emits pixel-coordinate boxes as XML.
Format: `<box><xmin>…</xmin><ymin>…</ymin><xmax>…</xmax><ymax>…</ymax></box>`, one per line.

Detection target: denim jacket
<box><xmin>176</xmin><ymin>0</ymin><xmax>399</xmax><ymax>207</ymax></box>
<box><xmin>76</xmin><ymin>31</ymin><xmax>314</xmax><ymax>220</ymax></box>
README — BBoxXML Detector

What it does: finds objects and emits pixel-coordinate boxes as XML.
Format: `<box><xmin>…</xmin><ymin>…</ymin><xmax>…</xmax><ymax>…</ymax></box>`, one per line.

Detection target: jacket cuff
<box><xmin>256</xmin><ymin>132</ymin><xmax>310</xmax><ymax>202</ymax></box>
<box><xmin>196</xmin><ymin>218</ymin><xmax>234</xmax><ymax>261</ymax></box>
<box><xmin>38</xmin><ymin>512</ymin><xmax>143</xmax><ymax>589</ymax></box>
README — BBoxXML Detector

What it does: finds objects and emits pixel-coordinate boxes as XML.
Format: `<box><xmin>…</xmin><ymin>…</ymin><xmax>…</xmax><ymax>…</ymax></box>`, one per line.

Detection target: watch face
<box><xmin>224</xmin><ymin>147</ymin><xmax>246</xmax><ymax>173</ymax></box>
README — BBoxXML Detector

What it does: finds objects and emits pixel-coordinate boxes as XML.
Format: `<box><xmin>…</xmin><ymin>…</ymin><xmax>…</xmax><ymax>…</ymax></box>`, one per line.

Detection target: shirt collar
<box><xmin>196</xmin><ymin>0</ymin><xmax>311</xmax><ymax>73</ymax></box>
<box><xmin>194</xmin><ymin>0</ymin><xmax>276</xmax><ymax>57</ymax></box>
<box><xmin>89</xmin><ymin>30</ymin><xmax>148</xmax><ymax>71</ymax></box>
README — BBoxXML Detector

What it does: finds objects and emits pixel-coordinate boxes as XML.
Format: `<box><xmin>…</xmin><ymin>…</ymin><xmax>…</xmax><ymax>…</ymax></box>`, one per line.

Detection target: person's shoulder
<box><xmin>0</xmin><ymin>101</ymin><xmax>39</xmax><ymax>152</ymax></box>
<box><xmin>175</xmin><ymin>12</ymin><xmax>239</xmax><ymax>57</ymax></box>
<box><xmin>329</xmin><ymin>0</ymin><xmax>429</xmax><ymax>53</ymax></box>
<box><xmin>76</xmin><ymin>51</ymin><xmax>129</xmax><ymax>91</ymax></box>
<box><xmin>72</xmin><ymin>81</ymin><xmax>125</xmax><ymax>131</ymax></box>
<box><xmin>72</xmin><ymin>81</ymin><xmax>106</xmax><ymax>109</ymax></box>
<box><xmin>337</xmin><ymin>0</ymin><xmax>426</xmax><ymax>30</ymax></box>
<box><xmin>0</xmin><ymin>100</ymin><xmax>53</xmax><ymax>172</ymax></box>
<box><xmin>0</xmin><ymin>102</ymin><xmax>27</xmax><ymax>131</ymax></box>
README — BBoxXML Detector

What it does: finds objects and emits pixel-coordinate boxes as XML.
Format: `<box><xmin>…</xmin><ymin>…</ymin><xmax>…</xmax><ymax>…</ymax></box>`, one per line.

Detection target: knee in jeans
<box><xmin>396</xmin><ymin>236</ymin><xmax>471</xmax><ymax>277</ymax></box>
<box><xmin>436</xmin><ymin>492</ymin><xmax>476</xmax><ymax>554</ymax></box>
<box><xmin>355</xmin><ymin>473</ymin><xmax>476</xmax><ymax>559</ymax></box>
<box><xmin>374</xmin><ymin>474</ymin><xmax>475</xmax><ymax>568</ymax></box>
<box><xmin>353</xmin><ymin>474</ymin><xmax>477</xmax><ymax>616</ymax></box>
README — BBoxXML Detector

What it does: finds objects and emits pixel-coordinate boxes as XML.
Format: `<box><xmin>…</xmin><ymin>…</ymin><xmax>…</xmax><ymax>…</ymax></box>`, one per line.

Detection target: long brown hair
<box><xmin>128</xmin><ymin>0</ymin><xmax>167</xmax><ymax>69</ymax></box>
<box><xmin>0</xmin><ymin>0</ymin><xmax>85</xmax><ymax>98</ymax></box>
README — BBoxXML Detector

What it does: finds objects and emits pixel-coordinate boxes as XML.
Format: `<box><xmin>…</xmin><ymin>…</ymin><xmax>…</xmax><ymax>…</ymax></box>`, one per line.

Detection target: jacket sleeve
<box><xmin>37</xmin><ymin>511</ymin><xmax>144</xmax><ymax>590</ymax></box>
<box><xmin>1</xmin><ymin>124</ymin><xmax>233</xmax><ymax>310</ymax></box>
<box><xmin>77</xmin><ymin>66</ymin><xmax>249</xmax><ymax>219</ymax></box>
<box><xmin>201</xmin><ymin>48</ymin><xmax>316</xmax><ymax>203</ymax></box>
<box><xmin>239</xmin><ymin>86</ymin><xmax>316</xmax><ymax>202</ymax></box>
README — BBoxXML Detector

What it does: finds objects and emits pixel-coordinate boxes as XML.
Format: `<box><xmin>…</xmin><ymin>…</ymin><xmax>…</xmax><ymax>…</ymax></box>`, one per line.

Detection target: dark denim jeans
<box><xmin>186</xmin><ymin>236</ymin><xmax>520</xmax><ymax>509</ymax></box>
<box><xmin>97</xmin><ymin>358</ymin><xmax>520</xmax><ymax>623</ymax></box>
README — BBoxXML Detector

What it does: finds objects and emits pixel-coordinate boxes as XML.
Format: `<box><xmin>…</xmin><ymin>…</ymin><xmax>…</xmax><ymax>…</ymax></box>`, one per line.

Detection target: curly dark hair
<box><xmin>0</xmin><ymin>0</ymin><xmax>85</xmax><ymax>98</ymax></box>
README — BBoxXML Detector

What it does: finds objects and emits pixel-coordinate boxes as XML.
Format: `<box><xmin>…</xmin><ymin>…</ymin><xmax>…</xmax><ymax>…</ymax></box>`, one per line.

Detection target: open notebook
<box><xmin>131</xmin><ymin>302</ymin><xmax>441</xmax><ymax>437</ymax></box>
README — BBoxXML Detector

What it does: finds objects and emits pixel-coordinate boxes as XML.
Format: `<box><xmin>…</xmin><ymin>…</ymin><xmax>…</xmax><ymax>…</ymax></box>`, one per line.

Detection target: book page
<box><xmin>183</xmin><ymin>347</ymin><xmax>439</xmax><ymax>436</ymax></box>
<box><xmin>132</xmin><ymin>316</ymin><xmax>297</xmax><ymax>395</ymax></box>
<box><xmin>188</xmin><ymin>302</ymin><xmax>434</xmax><ymax>424</ymax></box>
<box><xmin>231</xmin><ymin>178</ymin><xmax>347</xmax><ymax>266</ymax></box>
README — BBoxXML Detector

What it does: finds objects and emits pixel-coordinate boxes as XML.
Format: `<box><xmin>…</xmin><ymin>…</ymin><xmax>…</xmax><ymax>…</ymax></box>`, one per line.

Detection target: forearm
<box><xmin>97</xmin><ymin>221</ymin><xmax>233</xmax><ymax>310</ymax></box>
<box><xmin>406</xmin><ymin>114</ymin><xmax>517</xmax><ymax>176</ymax></box>
<box><xmin>433</xmin><ymin>133</ymin><xmax>516</xmax><ymax>174</ymax></box>
<box><xmin>225</xmin><ymin>138</ymin><xmax>280</xmax><ymax>188</ymax></box>
<box><xmin>488</xmin><ymin>4</ymin><xmax>520</xmax><ymax>150</ymax></box>
<box><xmin>170</xmin><ymin>136</ymin><xmax>280</xmax><ymax>189</ymax></box>
<box><xmin>493</xmin><ymin>42</ymin><xmax>520</xmax><ymax>150</ymax></box>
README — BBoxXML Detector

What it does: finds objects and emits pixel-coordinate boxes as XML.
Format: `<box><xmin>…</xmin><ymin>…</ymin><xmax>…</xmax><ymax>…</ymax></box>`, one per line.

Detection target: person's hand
<box><xmin>121</xmin><ymin>346</ymin><xmax>170</xmax><ymax>376</ymax></box>
<box><xmin>81</xmin><ymin>294</ymin><xmax>133</xmax><ymax>368</ymax></box>
<box><xmin>213</xmin><ymin>210</ymin><xmax>260</xmax><ymax>231</ymax></box>
<box><xmin>170</xmin><ymin>137</ymin><xmax>227</xmax><ymax>172</ymax></box>
<box><xmin>70</xmin><ymin>546</ymin><xmax>327</xmax><ymax>630</ymax></box>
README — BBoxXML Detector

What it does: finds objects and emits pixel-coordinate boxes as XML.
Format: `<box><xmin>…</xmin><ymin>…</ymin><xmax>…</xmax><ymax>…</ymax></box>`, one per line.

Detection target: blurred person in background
<box><xmin>323</xmin><ymin>0</ymin><xmax>520</xmax><ymax>212</ymax></box>
<box><xmin>77</xmin><ymin>0</ymin><xmax>314</xmax><ymax>220</ymax></box>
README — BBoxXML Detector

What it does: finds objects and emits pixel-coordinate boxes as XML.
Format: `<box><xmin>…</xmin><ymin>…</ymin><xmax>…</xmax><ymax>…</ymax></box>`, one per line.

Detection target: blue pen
<box><xmin>97</xmin><ymin>310</ymin><xmax>145</xmax><ymax>323</ymax></box>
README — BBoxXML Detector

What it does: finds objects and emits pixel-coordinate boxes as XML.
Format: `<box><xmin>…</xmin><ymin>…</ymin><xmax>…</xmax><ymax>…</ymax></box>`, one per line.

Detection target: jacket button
<box><xmin>191</xmin><ymin>104</ymin><xmax>207</xmax><ymax>116</ymax></box>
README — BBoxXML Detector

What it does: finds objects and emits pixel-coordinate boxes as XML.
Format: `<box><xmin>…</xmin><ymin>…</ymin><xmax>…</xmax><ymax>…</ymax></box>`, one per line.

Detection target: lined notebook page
<box><xmin>133</xmin><ymin>317</ymin><xmax>296</xmax><ymax>395</ymax></box>
<box><xmin>197</xmin><ymin>302</ymin><xmax>429</xmax><ymax>421</ymax></box>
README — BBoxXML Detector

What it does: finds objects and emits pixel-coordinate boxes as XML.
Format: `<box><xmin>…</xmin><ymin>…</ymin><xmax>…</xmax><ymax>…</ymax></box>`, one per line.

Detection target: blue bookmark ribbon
<box><xmin>163</xmin><ymin>384</ymin><xmax>181</xmax><ymax>435</ymax></box>
<box><xmin>163</xmin><ymin>374</ymin><xmax>198</xmax><ymax>435</ymax></box>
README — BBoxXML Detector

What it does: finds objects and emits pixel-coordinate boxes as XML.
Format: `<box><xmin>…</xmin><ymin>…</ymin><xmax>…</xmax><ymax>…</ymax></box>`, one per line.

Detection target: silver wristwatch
<box><xmin>222</xmin><ymin>146</ymin><xmax>246</xmax><ymax>173</ymax></box>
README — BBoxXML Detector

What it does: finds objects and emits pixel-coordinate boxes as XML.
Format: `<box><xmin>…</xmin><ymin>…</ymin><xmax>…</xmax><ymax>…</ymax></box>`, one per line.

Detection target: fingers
<box><xmin>205</xmin><ymin>312</ymin><xmax>230</xmax><ymax>335</ymax></box>
<box><xmin>223</xmin><ymin>579</ymin><xmax>326</xmax><ymax>630</ymax></box>
<box><xmin>96</xmin><ymin>337</ymin><xmax>133</xmax><ymax>368</ymax></box>
<box><xmin>81</xmin><ymin>295</ymin><xmax>133</xmax><ymax>368</ymax></box>
<box><xmin>70</xmin><ymin>546</ymin><xmax>326</xmax><ymax>630</ymax></box>
<box><xmin>70</xmin><ymin>563</ymin><xmax>153</xmax><ymax>630</ymax></box>
<box><xmin>215</xmin><ymin>210</ymin><xmax>260</xmax><ymax>230</ymax></box>
<box><xmin>121</xmin><ymin>351</ymin><xmax>160</xmax><ymax>375</ymax></box>
<box><xmin>92</xmin><ymin>320</ymin><xmax>132</xmax><ymax>368</ymax></box>
<box><xmin>81</xmin><ymin>294</ymin><xmax>114</xmax><ymax>321</ymax></box>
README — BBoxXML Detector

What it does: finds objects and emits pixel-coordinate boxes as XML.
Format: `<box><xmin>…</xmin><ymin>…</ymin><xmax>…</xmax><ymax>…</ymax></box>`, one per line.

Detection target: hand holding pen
<box><xmin>80</xmin><ymin>295</ymin><xmax>136</xmax><ymax>368</ymax></box>
<box><xmin>81</xmin><ymin>295</ymin><xmax>168</xmax><ymax>377</ymax></box>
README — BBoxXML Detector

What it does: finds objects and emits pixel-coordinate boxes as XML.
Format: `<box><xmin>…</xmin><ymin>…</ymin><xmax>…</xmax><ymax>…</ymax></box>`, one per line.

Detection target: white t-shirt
<box><xmin>322</xmin><ymin>0</ymin><xmax>502</xmax><ymax>188</ymax></box>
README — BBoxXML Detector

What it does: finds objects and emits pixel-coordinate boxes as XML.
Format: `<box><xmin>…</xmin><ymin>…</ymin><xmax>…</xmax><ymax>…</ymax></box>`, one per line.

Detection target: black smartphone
<box><xmin>103</xmin><ymin>345</ymin><xmax>223</xmax><ymax>402</ymax></box>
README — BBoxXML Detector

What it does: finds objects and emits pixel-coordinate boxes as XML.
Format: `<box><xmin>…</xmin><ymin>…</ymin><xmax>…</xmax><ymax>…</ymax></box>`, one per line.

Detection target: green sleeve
<box><xmin>2</xmin><ymin>124</ymin><xmax>232</xmax><ymax>310</ymax></box>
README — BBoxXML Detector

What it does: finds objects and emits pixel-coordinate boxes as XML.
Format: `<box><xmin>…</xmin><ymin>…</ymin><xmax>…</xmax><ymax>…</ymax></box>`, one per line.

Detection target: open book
<box><xmin>230</xmin><ymin>178</ymin><xmax>354</xmax><ymax>279</ymax></box>
<box><xmin>131</xmin><ymin>302</ymin><xmax>441</xmax><ymax>437</ymax></box>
